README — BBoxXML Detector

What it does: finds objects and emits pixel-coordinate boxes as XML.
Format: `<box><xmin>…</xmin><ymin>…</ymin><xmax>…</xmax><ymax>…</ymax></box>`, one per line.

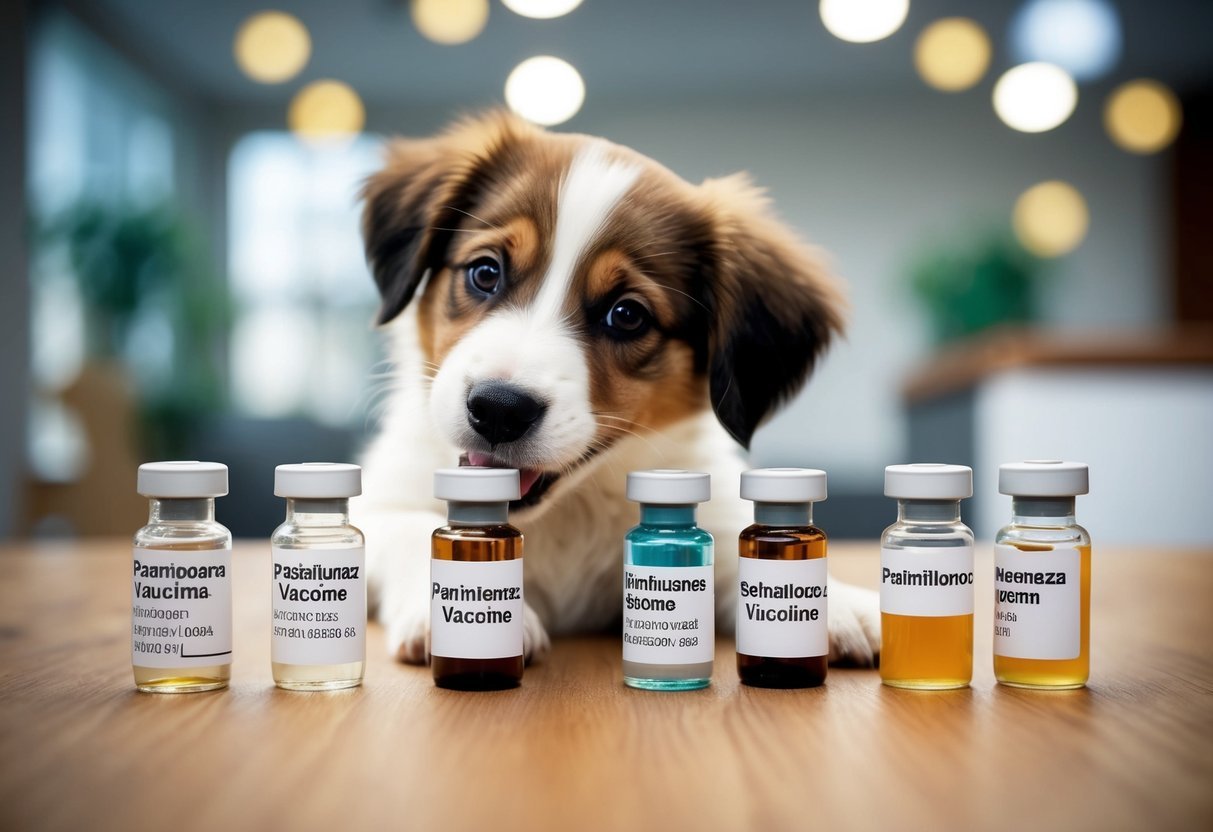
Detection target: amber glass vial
<box><xmin>880</xmin><ymin>464</ymin><xmax>975</xmax><ymax>690</ymax></box>
<box><xmin>994</xmin><ymin>461</ymin><xmax>1091</xmax><ymax>689</ymax></box>
<box><xmin>431</xmin><ymin>467</ymin><xmax>525</xmax><ymax>690</ymax></box>
<box><xmin>736</xmin><ymin>468</ymin><xmax>829</xmax><ymax>688</ymax></box>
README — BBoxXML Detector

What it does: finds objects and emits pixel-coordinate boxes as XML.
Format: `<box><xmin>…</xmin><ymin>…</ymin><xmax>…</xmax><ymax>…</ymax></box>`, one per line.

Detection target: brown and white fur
<box><xmin>354</xmin><ymin>111</ymin><xmax>880</xmax><ymax>665</ymax></box>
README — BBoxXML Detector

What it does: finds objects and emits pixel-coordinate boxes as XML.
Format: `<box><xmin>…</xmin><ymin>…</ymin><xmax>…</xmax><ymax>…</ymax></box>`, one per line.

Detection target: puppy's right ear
<box><xmin>360</xmin><ymin>112</ymin><xmax>533</xmax><ymax>325</ymax></box>
<box><xmin>360</xmin><ymin>138</ymin><xmax>452</xmax><ymax>325</ymax></box>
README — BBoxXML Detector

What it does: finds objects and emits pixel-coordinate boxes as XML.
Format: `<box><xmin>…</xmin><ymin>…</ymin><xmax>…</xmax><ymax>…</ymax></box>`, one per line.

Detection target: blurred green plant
<box><xmin>909</xmin><ymin>235</ymin><xmax>1042</xmax><ymax>344</ymax></box>
<box><xmin>39</xmin><ymin>201</ymin><xmax>231</xmax><ymax>457</ymax></box>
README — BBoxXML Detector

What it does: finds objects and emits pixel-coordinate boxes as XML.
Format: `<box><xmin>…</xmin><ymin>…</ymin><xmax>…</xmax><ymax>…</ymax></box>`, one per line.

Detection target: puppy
<box><xmin>354</xmin><ymin>111</ymin><xmax>880</xmax><ymax>666</ymax></box>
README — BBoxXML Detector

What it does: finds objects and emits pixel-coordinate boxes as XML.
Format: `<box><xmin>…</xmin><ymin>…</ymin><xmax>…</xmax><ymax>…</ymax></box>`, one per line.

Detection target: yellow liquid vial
<box><xmin>133</xmin><ymin>461</ymin><xmax>233</xmax><ymax>694</ymax></box>
<box><xmin>879</xmin><ymin>464</ymin><xmax>976</xmax><ymax>691</ymax></box>
<box><xmin>994</xmin><ymin>544</ymin><xmax>1091</xmax><ymax>689</ymax></box>
<box><xmin>880</xmin><ymin>612</ymin><xmax>973</xmax><ymax>689</ymax></box>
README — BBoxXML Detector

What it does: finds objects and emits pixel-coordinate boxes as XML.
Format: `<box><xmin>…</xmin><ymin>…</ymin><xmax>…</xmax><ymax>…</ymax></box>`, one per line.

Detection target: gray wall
<box><xmin>1</xmin><ymin>1</ymin><xmax>29</xmax><ymax>538</ymax></box>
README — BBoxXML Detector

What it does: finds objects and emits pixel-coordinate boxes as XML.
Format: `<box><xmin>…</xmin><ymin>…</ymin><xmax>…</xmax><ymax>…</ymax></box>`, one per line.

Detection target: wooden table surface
<box><xmin>1</xmin><ymin>540</ymin><xmax>1210</xmax><ymax>832</ymax></box>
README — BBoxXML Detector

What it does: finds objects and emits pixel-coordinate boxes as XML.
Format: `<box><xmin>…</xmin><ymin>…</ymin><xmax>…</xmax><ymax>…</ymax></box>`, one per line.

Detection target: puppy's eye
<box><xmin>603</xmin><ymin>297</ymin><xmax>651</xmax><ymax>337</ymax></box>
<box><xmin>465</xmin><ymin>256</ymin><xmax>503</xmax><ymax>297</ymax></box>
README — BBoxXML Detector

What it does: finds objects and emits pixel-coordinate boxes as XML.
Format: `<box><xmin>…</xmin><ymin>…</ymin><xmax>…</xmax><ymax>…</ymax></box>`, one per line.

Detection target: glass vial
<box><xmin>879</xmin><ymin>463</ymin><xmax>975</xmax><ymax>690</ymax></box>
<box><xmin>736</xmin><ymin>468</ymin><xmax>829</xmax><ymax>688</ymax></box>
<box><xmin>132</xmin><ymin>461</ymin><xmax>232</xmax><ymax>693</ymax></box>
<box><xmin>431</xmin><ymin>467</ymin><xmax>525</xmax><ymax>690</ymax></box>
<box><xmin>271</xmin><ymin>463</ymin><xmax>366</xmax><ymax>691</ymax></box>
<box><xmin>994</xmin><ymin>460</ymin><xmax>1091</xmax><ymax>690</ymax></box>
<box><xmin>622</xmin><ymin>469</ymin><xmax>714</xmax><ymax>691</ymax></box>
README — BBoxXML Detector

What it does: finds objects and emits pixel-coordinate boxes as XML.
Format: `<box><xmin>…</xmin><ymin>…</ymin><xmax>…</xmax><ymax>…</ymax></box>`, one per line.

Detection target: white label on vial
<box><xmin>272</xmin><ymin>546</ymin><xmax>366</xmax><ymax>666</ymax></box>
<box><xmin>430</xmin><ymin>558</ymin><xmax>524</xmax><ymax>660</ymax></box>
<box><xmin>880</xmin><ymin>546</ymin><xmax>975</xmax><ymax>617</ymax></box>
<box><xmin>993</xmin><ymin>544</ymin><xmax>1081</xmax><ymax>660</ymax></box>
<box><xmin>131</xmin><ymin>547</ymin><xmax>232</xmax><ymax>668</ymax></box>
<box><xmin>736</xmin><ymin>557</ymin><xmax>828</xmax><ymax>659</ymax></box>
<box><xmin>622</xmin><ymin>565</ymin><xmax>715</xmax><ymax>665</ymax></box>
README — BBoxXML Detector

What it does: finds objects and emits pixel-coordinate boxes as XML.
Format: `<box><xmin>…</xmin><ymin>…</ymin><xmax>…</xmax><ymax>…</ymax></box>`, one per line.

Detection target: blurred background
<box><xmin>1</xmin><ymin>0</ymin><xmax>1210</xmax><ymax>543</ymax></box>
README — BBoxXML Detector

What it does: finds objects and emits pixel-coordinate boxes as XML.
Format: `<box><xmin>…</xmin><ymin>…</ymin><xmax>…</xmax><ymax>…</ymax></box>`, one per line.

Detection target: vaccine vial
<box><xmin>879</xmin><ymin>463</ymin><xmax>975</xmax><ymax>690</ymax></box>
<box><xmin>622</xmin><ymin>469</ymin><xmax>714</xmax><ymax>691</ymax></box>
<box><xmin>994</xmin><ymin>460</ymin><xmax>1091</xmax><ymax>689</ymax></box>
<box><xmin>271</xmin><ymin>463</ymin><xmax>366</xmax><ymax>691</ymax></box>
<box><xmin>132</xmin><ymin>461</ymin><xmax>232</xmax><ymax>693</ymax></box>
<box><xmin>431</xmin><ymin>467</ymin><xmax>525</xmax><ymax>690</ymax></box>
<box><xmin>736</xmin><ymin>468</ymin><xmax>830</xmax><ymax>688</ymax></box>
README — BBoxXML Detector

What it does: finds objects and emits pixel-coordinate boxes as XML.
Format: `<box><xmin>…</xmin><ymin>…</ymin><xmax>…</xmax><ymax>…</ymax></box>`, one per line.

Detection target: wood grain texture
<box><xmin>1</xmin><ymin>540</ymin><xmax>1210</xmax><ymax>832</ymax></box>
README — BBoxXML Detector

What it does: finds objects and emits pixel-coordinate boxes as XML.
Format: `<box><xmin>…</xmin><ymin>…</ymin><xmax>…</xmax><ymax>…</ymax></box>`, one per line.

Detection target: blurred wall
<box><xmin>1</xmin><ymin>1</ymin><xmax>30</xmax><ymax>538</ymax></box>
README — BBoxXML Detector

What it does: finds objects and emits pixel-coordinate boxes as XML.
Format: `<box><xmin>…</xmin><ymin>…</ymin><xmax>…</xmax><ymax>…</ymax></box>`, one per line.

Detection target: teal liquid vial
<box><xmin>622</xmin><ymin>470</ymin><xmax>714</xmax><ymax>691</ymax></box>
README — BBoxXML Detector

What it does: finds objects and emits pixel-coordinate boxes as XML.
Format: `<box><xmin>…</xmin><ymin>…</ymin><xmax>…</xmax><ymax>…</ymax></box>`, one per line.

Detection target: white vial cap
<box><xmin>626</xmin><ymin>469</ymin><xmax>710</xmax><ymax>504</ymax></box>
<box><xmin>434</xmin><ymin>467</ymin><xmax>521</xmax><ymax>502</ymax></box>
<box><xmin>275</xmin><ymin>463</ymin><xmax>362</xmax><ymax>498</ymax></box>
<box><xmin>885</xmin><ymin>463</ymin><xmax>973</xmax><ymax>499</ymax></box>
<box><xmin>137</xmin><ymin>461</ymin><xmax>228</xmax><ymax>498</ymax></box>
<box><xmin>741</xmin><ymin>468</ymin><xmax>827</xmax><ymax>503</ymax></box>
<box><xmin>999</xmin><ymin>460</ymin><xmax>1089</xmax><ymax>496</ymax></box>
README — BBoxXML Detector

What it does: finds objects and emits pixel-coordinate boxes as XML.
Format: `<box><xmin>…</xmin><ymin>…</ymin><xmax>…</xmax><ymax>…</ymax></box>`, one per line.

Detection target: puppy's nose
<box><xmin>466</xmin><ymin>381</ymin><xmax>547</xmax><ymax>446</ymax></box>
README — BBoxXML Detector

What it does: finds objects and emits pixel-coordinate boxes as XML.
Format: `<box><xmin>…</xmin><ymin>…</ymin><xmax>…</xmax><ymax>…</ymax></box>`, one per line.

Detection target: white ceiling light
<box><xmin>1104</xmin><ymin>79</ymin><xmax>1183</xmax><ymax>155</ymax></box>
<box><xmin>820</xmin><ymin>0</ymin><xmax>910</xmax><ymax>44</ymax></box>
<box><xmin>411</xmin><ymin>0</ymin><xmax>489</xmax><ymax>45</ymax></box>
<box><xmin>993</xmin><ymin>62</ymin><xmax>1078</xmax><ymax>133</ymax></box>
<box><xmin>1010</xmin><ymin>0</ymin><xmax>1121</xmax><ymax>82</ymax></box>
<box><xmin>1013</xmin><ymin>180</ymin><xmax>1089</xmax><ymax>258</ymax></box>
<box><xmin>233</xmin><ymin>11</ymin><xmax>311</xmax><ymax>84</ymax></box>
<box><xmin>288</xmin><ymin>80</ymin><xmax>366</xmax><ymax>144</ymax></box>
<box><xmin>505</xmin><ymin>56</ymin><xmax>585</xmax><ymax>126</ymax></box>
<box><xmin>502</xmin><ymin>0</ymin><xmax>583</xmax><ymax>19</ymax></box>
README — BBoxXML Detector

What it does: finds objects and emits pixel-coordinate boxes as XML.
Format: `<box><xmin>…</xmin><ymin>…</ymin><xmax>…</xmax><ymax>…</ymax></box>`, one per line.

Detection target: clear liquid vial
<box><xmin>271</xmin><ymin>463</ymin><xmax>366</xmax><ymax>691</ymax></box>
<box><xmin>993</xmin><ymin>461</ymin><xmax>1091</xmax><ymax>690</ymax></box>
<box><xmin>736</xmin><ymin>468</ymin><xmax>829</xmax><ymax>689</ymax></box>
<box><xmin>132</xmin><ymin>461</ymin><xmax>232</xmax><ymax>693</ymax></box>
<box><xmin>623</xmin><ymin>470</ymin><xmax>714</xmax><ymax>691</ymax></box>
<box><xmin>879</xmin><ymin>464</ymin><xmax>975</xmax><ymax>690</ymax></box>
<box><xmin>431</xmin><ymin>467</ymin><xmax>525</xmax><ymax>691</ymax></box>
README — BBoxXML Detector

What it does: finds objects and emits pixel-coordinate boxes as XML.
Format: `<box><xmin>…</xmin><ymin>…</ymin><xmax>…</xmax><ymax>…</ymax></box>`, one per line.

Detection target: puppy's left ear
<box><xmin>698</xmin><ymin>173</ymin><xmax>846</xmax><ymax>449</ymax></box>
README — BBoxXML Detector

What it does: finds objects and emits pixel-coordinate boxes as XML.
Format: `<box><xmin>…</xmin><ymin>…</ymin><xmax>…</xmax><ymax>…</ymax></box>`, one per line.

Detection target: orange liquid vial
<box><xmin>879</xmin><ymin>464</ymin><xmax>975</xmax><ymax>691</ymax></box>
<box><xmin>993</xmin><ymin>461</ymin><xmax>1091</xmax><ymax>690</ymax></box>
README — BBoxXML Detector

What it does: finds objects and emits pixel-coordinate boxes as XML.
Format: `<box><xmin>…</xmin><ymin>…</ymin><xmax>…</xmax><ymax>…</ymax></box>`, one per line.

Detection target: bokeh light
<box><xmin>501</xmin><ymin>0</ymin><xmax>584</xmax><ymax>19</ymax></box>
<box><xmin>1104</xmin><ymin>79</ymin><xmax>1182</xmax><ymax>155</ymax></box>
<box><xmin>914</xmin><ymin>18</ymin><xmax>991</xmax><ymax>92</ymax></box>
<box><xmin>1010</xmin><ymin>0</ymin><xmax>1121</xmax><ymax>81</ymax></box>
<box><xmin>993</xmin><ymin>62</ymin><xmax>1077</xmax><ymax>133</ymax></box>
<box><xmin>288</xmin><ymin>80</ymin><xmax>366</xmax><ymax>144</ymax></box>
<box><xmin>1013</xmin><ymin>180</ymin><xmax>1089</xmax><ymax>257</ymax></box>
<box><xmin>505</xmin><ymin>56</ymin><xmax>585</xmax><ymax>126</ymax></box>
<box><xmin>411</xmin><ymin>0</ymin><xmax>489</xmax><ymax>45</ymax></box>
<box><xmin>819</xmin><ymin>0</ymin><xmax>909</xmax><ymax>44</ymax></box>
<box><xmin>233</xmin><ymin>11</ymin><xmax>311</xmax><ymax>84</ymax></box>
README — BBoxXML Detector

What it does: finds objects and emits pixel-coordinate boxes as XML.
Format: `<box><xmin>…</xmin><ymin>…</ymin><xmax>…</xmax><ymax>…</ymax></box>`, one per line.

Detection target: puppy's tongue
<box><xmin>463</xmin><ymin>452</ymin><xmax>542</xmax><ymax>497</ymax></box>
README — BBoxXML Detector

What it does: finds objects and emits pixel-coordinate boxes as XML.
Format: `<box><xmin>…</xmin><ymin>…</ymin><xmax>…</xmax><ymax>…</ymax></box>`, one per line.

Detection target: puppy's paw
<box><xmin>384</xmin><ymin>603</ymin><xmax>430</xmax><ymax>665</ymax></box>
<box><xmin>523</xmin><ymin>603</ymin><xmax>551</xmax><ymax>665</ymax></box>
<box><xmin>828</xmin><ymin>581</ymin><xmax>881</xmax><ymax>667</ymax></box>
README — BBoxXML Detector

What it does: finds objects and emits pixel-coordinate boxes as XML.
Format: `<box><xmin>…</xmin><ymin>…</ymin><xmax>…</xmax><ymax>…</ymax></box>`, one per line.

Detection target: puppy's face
<box><xmin>363</xmin><ymin>112</ymin><xmax>843</xmax><ymax>511</ymax></box>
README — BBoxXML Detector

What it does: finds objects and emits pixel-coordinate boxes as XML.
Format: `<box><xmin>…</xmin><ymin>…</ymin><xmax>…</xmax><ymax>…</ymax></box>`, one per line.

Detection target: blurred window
<box><xmin>226</xmin><ymin>133</ymin><xmax>383</xmax><ymax>426</ymax></box>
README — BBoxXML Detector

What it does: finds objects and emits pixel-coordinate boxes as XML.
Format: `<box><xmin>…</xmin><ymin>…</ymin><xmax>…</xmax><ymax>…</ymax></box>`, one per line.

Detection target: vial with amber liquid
<box><xmin>271</xmin><ymin>463</ymin><xmax>366</xmax><ymax>691</ymax></box>
<box><xmin>431</xmin><ymin>467</ymin><xmax>525</xmax><ymax>690</ymax></box>
<box><xmin>879</xmin><ymin>463</ymin><xmax>975</xmax><ymax>690</ymax></box>
<box><xmin>132</xmin><ymin>461</ymin><xmax>232</xmax><ymax>693</ymax></box>
<box><xmin>736</xmin><ymin>468</ymin><xmax>829</xmax><ymax>688</ymax></box>
<box><xmin>994</xmin><ymin>460</ymin><xmax>1091</xmax><ymax>689</ymax></box>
